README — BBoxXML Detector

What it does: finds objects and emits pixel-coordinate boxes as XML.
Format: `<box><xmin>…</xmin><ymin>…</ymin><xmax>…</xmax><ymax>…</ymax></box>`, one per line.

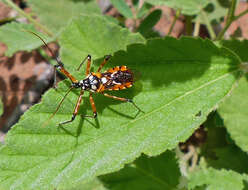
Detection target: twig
<box><xmin>216</xmin><ymin>0</ymin><xmax>237</xmax><ymax>40</ymax></box>
<box><xmin>168</xmin><ymin>9</ymin><xmax>181</xmax><ymax>36</ymax></box>
<box><xmin>200</xmin><ymin>10</ymin><xmax>216</xmax><ymax>39</ymax></box>
<box><xmin>233</xmin><ymin>8</ymin><xmax>248</xmax><ymax>21</ymax></box>
<box><xmin>193</xmin><ymin>17</ymin><xmax>201</xmax><ymax>37</ymax></box>
<box><xmin>185</xmin><ymin>15</ymin><xmax>193</xmax><ymax>36</ymax></box>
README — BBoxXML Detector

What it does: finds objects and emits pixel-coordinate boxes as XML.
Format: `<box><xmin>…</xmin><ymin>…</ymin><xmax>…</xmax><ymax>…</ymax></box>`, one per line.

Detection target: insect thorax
<box><xmin>79</xmin><ymin>74</ymin><xmax>100</xmax><ymax>92</ymax></box>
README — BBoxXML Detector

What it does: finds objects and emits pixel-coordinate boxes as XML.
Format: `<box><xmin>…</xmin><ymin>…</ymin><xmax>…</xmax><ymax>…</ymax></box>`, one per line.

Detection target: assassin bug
<box><xmin>29</xmin><ymin>31</ymin><xmax>141</xmax><ymax>125</ymax></box>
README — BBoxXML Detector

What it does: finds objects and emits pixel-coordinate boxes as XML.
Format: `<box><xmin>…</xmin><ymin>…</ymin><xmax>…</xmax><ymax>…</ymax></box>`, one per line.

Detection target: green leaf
<box><xmin>218</xmin><ymin>76</ymin><xmax>248</xmax><ymax>152</ymax></box>
<box><xmin>202</xmin><ymin>112</ymin><xmax>228</xmax><ymax>149</ymax></box>
<box><xmin>201</xmin><ymin>112</ymin><xmax>248</xmax><ymax>174</ymax></box>
<box><xmin>27</xmin><ymin>0</ymin><xmax>101</xmax><ymax>35</ymax></box>
<box><xmin>110</xmin><ymin>0</ymin><xmax>133</xmax><ymax>18</ymax></box>
<box><xmin>208</xmin><ymin>146</ymin><xmax>248</xmax><ymax>174</ymax></box>
<box><xmin>195</xmin><ymin>0</ymin><xmax>229</xmax><ymax>24</ymax></box>
<box><xmin>220</xmin><ymin>39</ymin><xmax>248</xmax><ymax>62</ymax></box>
<box><xmin>218</xmin><ymin>40</ymin><xmax>248</xmax><ymax>152</ymax></box>
<box><xmin>64</xmin><ymin>151</ymin><xmax>180</xmax><ymax>190</ymax></box>
<box><xmin>0</xmin><ymin>15</ymin><xmax>241</xmax><ymax>189</ymax></box>
<box><xmin>143</xmin><ymin>0</ymin><xmax>209</xmax><ymax>15</ymax></box>
<box><xmin>188</xmin><ymin>166</ymin><xmax>248</xmax><ymax>190</ymax></box>
<box><xmin>60</xmin><ymin>15</ymin><xmax>145</xmax><ymax>67</ymax></box>
<box><xmin>136</xmin><ymin>2</ymin><xmax>153</xmax><ymax>19</ymax></box>
<box><xmin>63</xmin><ymin>178</ymin><xmax>107</xmax><ymax>190</ymax></box>
<box><xmin>137</xmin><ymin>9</ymin><xmax>162</xmax><ymax>38</ymax></box>
<box><xmin>100</xmin><ymin>151</ymin><xmax>180</xmax><ymax>190</ymax></box>
<box><xmin>0</xmin><ymin>22</ymin><xmax>52</xmax><ymax>57</ymax></box>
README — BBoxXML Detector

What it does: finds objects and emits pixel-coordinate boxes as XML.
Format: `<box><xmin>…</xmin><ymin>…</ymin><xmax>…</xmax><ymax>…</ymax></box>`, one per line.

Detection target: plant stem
<box><xmin>185</xmin><ymin>15</ymin><xmax>193</xmax><ymax>36</ymax></box>
<box><xmin>0</xmin><ymin>17</ymin><xmax>17</xmax><ymax>24</ymax></box>
<box><xmin>233</xmin><ymin>8</ymin><xmax>248</xmax><ymax>21</ymax></box>
<box><xmin>193</xmin><ymin>17</ymin><xmax>200</xmax><ymax>37</ymax></box>
<box><xmin>168</xmin><ymin>9</ymin><xmax>181</xmax><ymax>36</ymax></box>
<box><xmin>3</xmin><ymin>0</ymin><xmax>53</xmax><ymax>37</ymax></box>
<box><xmin>216</xmin><ymin>0</ymin><xmax>237</xmax><ymax>40</ymax></box>
<box><xmin>200</xmin><ymin>10</ymin><xmax>216</xmax><ymax>39</ymax></box>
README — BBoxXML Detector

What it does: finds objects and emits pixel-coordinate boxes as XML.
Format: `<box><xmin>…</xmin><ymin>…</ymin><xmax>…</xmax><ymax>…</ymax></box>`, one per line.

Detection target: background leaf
<box><xmin>143</xmin><ymin>0</ymin><xmax>209</xmax><ymax>15</ymax></box>
<box><xmin>100</xmin><ymin>151</ymin><xmax>180</xmax><ymax>190</ymax></box>
<box><xmin>0</xmin><ymin>15</ymin><xmax>241</xmax><ymax>190</ymax></box>
<box><xmin>220</xmin><ymin>39</ymin><xmax>248</xmax><ymax>62</ymax></box>
<box><xmin>201</xmin><ymin>112</ymin><xmax>248</xmax><ymax>173</ymax></box>
<box><xmin>110</xmin><ymin>0</ymin><xmax>133</xmax><ymax>18</ymax></box>
<box><xmin>27</xmin><ymin>0</ymin><xmax>101</xmax><ymax>35</ymax></box>
<box><xmin>0</xmin><ymin>22</ymin><xmax>52</xmax><ymax>57</ymax></box>
<box><xmin>218</xmin><ymin>76</ymin><xmax>248</xmax><ymax>152</ymax></box>
<box><xmin>60</xmin><ymin>15</ymin><xmax>145</xmax><ymax>67</ymax></box>
<box><xmin>63</xmin><ymin>151</ymin><xmax>180</xmax><ymax>190</ymax></box>
<box><xmin>136</xmin><ymin>2</ymin><xmax>153</xmax><ymax>19</ymax></box>
<box><xmin>137</xmin><ymin>9</ymin><xmax>162</xmax><ymax>38</ymax></box>
<box><xmin>195</xmin><ymin>0</ymin><xmax>229</xmax><ymax>24</ymax></box>
<box><xmin>218</xmin><ymin>39</ymin><xmax>248</xmax><ymax>152</ymax></box>
<box><xmin>188</xmin><ymin>165</ymin><xmax>248</xmax><ymax>190</ymax></box>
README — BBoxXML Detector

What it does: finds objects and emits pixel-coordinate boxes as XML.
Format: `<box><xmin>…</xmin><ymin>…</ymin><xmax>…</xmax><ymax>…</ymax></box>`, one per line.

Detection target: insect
<box><xmin>29</xmin><ymin>31</ymin><xmax>141</xmax><ymax>125</ymax></box>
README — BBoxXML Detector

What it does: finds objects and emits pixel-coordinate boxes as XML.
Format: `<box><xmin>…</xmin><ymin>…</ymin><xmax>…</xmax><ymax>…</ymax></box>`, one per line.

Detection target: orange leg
<box><xmin>89</xmin><ymin>92</ymin><xmax>97</xmax><ymax>118</ymax></box>
<box><xmin>102</xmin><ymin>93</ymin><xmax>142</xmax><ymax>112</ymax></box>
<box><xmin>59</xmin><ymin>90</ymin><xmax>84</xmax><ymax>125</ymax></box>
<box><xmin>59</xmin><ymin>91</ymin><xmax>99</xmax><ymax>125</ymax></box>
<box><xmin>77</xmin><ymin>55</ymin><xmax>92</xmax><ymax>76</ymax></box>
<box><xmin>97</xmin><ymin>55</ymin><xmax>111</xmax><ymax>72</ymax></box>
<box><xmin>55</xmin><ymin>62</ymin><xmax>78</xmax><ymax>84</ymax></box>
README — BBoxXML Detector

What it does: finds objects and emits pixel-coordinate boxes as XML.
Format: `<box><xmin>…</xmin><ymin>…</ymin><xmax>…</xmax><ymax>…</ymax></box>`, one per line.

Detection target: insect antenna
<box><xmin>26</xmin><ymin>30</ymin><xmax>64</xmax><ymax>87</ymax></box>
<box><xmin>26</xmin><ymin>31</ymin><xmax>61</xmax><ymax>63</ymax></box>
<box><xmin>42</xmin><ymin>86</ymin><xmax>74</xmax><ymax>127</ymax></box>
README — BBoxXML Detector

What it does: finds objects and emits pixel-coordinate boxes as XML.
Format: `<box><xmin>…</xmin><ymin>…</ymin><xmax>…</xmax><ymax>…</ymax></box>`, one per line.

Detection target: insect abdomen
<box><xmin>99</xmin><ymin>66</ymin><xmax>134</xmax><ymax>92</ymax></box>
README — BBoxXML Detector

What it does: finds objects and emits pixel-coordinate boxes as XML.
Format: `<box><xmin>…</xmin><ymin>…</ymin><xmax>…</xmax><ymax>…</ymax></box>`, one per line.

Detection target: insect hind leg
<box><xmin>102</xmin><ymin>93</ymin><xmax>143</xmax><ymax>112</ymax></box>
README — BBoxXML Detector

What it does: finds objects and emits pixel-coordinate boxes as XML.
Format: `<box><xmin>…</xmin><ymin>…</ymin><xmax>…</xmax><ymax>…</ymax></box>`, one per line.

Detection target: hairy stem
<box><xmin>216</xmin><ymin>0</ymin><xmax>237</xmax><ymax>40</ymax></box>
<box><xmin>200</xmin><ymin>10</ymin><xmax>216</xmax><ymax>39</ymax></box>
<box><xmin>168</xmin><ymin>9</ymin><xmax>181</xmax><ymax>36</ymax></box>
<box><xmin>3</xmin><ymin>0</ymin><xmax>53</xmax><ymax>37</ymax></box>
<box><xmin>193</xmin><ymin>17</ymin><xmax>200</xmax><ymax>37</ymax></box>
<box><xmin>234</xmin><ymin>8</ymin><xmax>248</xmax><ymax>21</ymax></box>
<box><xmin>185</xmin><ymin>15</ymin><xmax>193</xmax><ymax>36</ymax></box>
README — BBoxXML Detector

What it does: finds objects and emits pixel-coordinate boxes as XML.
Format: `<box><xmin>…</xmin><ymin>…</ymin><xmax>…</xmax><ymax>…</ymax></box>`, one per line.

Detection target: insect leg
<box><xmin>55</xmin><ymin>61</ymin><xmax>79</xmax><ymax>84</ymax></box>
<box><xmin>97</xmin><ymin>55</ymin><xmax>111</xmax><ymax>72</ymax></box>
<box><xmin>59</xmin><ymin>90</ymin><xmax>84</xmax><ymax>125</ymax></box>
<box><xmin>89</xmin><ymin>92</ymin><xmax>97</xmax><ymax>118</ymax></box>
<box><xmin>77</xmin><ymin>55</ymin><xmax>92</xmax><ymax>76</ymax></box>
<box><xmin>42</xmin><ymin>86</ymin><xmax>73</xmax><ymax>127</ymax></box>
<box><xmin>102</xmin><ymin>93</ymin><xmax>142</xmax><ymax>112</ymax></box>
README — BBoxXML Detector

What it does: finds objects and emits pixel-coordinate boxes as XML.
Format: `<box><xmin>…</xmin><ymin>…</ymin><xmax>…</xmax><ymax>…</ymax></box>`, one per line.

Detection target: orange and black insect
<box><xmin>29</xmin><ymin>32</ymin><xmax>141</xmax><ymax>125</ymax></box>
